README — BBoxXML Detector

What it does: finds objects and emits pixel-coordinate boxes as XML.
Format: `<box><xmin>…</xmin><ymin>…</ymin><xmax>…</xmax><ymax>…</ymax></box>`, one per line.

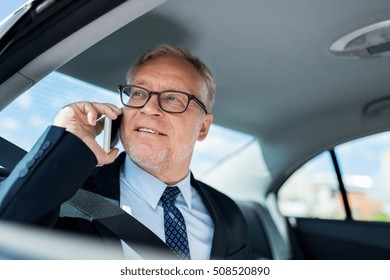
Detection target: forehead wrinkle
<box><xmin>131</xmin><ymin>56</ymin><xmax>203</xmax><ymax>98</ymax></box>
<box><xmin>133</xmin><ymin>73</ymin><xmax>200</xmax><ymax>95</ymax></box>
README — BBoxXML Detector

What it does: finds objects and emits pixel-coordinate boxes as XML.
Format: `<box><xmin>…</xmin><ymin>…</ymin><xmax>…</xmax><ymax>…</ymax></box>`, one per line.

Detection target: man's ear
<box><xmin>197</xmin><ymin>114</ymin><xmax>213</xmax><ymax>141</ymax></box>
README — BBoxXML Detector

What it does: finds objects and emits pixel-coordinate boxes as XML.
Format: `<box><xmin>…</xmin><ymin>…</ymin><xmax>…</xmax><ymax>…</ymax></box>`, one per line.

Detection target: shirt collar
<box><xmin>122</xmin><ymin>156</ymin><xmax>193</xmax><ymax>210</ymax></box>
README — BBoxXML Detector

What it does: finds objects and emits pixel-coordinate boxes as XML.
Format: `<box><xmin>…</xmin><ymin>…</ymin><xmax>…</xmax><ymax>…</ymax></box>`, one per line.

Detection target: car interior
<box><xmin>1</xmin><ymin>0</ymin><xmax>390</xmax><ymax>259</ymax></box>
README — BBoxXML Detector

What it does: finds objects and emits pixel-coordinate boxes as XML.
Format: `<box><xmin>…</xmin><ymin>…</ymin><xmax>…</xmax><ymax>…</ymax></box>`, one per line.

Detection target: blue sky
<box><xmin>0</xmin><ymin>0</ymin><xmax>26</xmax><ymax>21</ymax></box>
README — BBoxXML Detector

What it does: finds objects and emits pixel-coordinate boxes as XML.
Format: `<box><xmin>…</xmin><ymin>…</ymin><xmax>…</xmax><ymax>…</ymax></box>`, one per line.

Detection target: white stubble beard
<box><xmin>120</xmin><ymin>129</ymin><xmax>197</xmax><ymax>177</ymax></box>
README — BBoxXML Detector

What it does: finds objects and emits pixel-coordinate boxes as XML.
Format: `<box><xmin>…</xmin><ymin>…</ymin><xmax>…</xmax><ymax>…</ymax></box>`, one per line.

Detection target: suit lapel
<box><xmin>191</xmin><ymin>174</ymin><xmax>227</xmax><ymax>259</ymax></box>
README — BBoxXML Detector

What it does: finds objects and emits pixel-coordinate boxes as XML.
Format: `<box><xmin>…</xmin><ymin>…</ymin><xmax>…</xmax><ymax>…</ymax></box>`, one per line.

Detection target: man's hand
<box><xmin>53</xmin><ymin>102</ymin><xmax>122</xmax><ymax>165</ymax></box>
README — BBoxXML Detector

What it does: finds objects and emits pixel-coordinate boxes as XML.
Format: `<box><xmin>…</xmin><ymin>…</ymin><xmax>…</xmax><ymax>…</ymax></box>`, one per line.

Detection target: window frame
<box><xmin>276</xmin><ymin>132</ymin><xmax>390</xmax><ymax>223</ymax></box>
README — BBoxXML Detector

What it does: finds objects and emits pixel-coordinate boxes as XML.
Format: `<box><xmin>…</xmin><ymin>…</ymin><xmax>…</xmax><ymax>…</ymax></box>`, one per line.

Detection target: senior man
<box><xmin>0</xmin><ymin>44</ymin><xmax>250</xmax><ymax>260</ymax></box>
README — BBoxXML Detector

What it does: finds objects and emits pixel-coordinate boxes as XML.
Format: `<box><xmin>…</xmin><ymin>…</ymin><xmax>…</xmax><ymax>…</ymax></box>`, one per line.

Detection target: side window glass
<box><xmin>336</xmin><ymin>132</ymin><xmax>390</xmax><ymax>222</ymax></box>
<box><xmin>0</xmin><ymin>71</ymin><xmax>122</xmax><ymax>151</ymax></box>
<box><xmin>278</xmin><ymin>152</ymin><xmax>345</xmax><ymax>220</ymax></box>
<box><xmin>278</xmin><ymin>132</ymin><xmax>390</xmax><ymax>223</ymax></box>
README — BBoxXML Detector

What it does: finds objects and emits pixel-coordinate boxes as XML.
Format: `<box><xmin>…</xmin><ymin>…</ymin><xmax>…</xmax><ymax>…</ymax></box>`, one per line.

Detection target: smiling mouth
<box><xmin>137</xmin><ymin>128</ymin><xmax>166</xmax><ymax>136</ymax></box>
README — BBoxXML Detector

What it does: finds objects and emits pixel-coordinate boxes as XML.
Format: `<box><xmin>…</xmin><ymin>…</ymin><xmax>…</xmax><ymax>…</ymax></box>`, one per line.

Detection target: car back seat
<box><xmin>237</xmin><ymin>199</ymin><xmax>304</xmax><ymax>259</ymax></box>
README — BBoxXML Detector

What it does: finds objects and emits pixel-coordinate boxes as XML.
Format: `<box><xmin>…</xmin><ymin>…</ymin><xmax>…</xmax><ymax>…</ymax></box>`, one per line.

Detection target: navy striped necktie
<box><xmin>161</xmin><ymin>186</ymin><xmax>191</xmax><ymax>260</ymax></box>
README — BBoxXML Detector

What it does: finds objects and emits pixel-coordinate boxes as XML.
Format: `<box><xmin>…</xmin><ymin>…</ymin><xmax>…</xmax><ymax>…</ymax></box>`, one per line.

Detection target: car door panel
<box><xmin>291</xmin><ymin>218</ymin><xmax>390</xmax><ymax>259</ymax></box>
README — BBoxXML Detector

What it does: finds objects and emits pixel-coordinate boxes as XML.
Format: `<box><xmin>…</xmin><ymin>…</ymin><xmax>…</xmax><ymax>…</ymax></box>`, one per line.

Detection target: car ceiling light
<box><xmin>363</xmin><ymin>96</ymin><xmax>390</xmax><ymax>118</ymax></box>
<box><xmin>330</xmin><ymin>20</ymin><xmax>390</xmax><ymax>58</ymax></box>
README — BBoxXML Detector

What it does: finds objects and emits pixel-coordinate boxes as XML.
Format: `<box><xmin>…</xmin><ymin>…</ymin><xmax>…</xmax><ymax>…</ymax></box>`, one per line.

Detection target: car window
<box><xmin>0</xmin><ymin>71</ymin><xmax>122</xmax><ymax>151</ymax></box>
<box><xmin>278</xmin><ymin>152</ymin><xmax>345</xmax><ymax>220</ymax></box>
<box><xmin>278</xmin><ymin>132</ymin><xmax>390</xmax><ymax>222</ymax></box>
<box><xmin>336</xmin><ymin>132</ymin><xmax>390</xmax><ymax>222</ymax></box>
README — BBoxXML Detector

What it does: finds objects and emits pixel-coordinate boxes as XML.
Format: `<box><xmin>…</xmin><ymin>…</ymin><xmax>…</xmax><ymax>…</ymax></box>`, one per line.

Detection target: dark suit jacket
<box><xmin>0</xmin><ymin>126</ymin><xmax>250</xmax><ymax>259</ymax></box>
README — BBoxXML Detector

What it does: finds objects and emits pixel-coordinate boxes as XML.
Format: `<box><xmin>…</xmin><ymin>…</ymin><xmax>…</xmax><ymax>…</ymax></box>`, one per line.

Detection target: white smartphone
<box><xmin>103</xmin><ymin>117</ymin><xmax>112</xmax><ymax>152</ymax></box>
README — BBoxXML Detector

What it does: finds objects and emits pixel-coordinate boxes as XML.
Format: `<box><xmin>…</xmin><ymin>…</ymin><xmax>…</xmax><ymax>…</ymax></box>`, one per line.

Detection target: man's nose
<box><xmin>140</xmin><ymin>94</ymin><xmax>161</xmax><ymax>115</ymax></box>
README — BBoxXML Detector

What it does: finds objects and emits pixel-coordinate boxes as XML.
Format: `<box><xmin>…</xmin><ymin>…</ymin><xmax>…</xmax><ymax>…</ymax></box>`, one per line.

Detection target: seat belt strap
<box><xmin>67</xmin><ymin>188</ymin><xmax>177</xmax><ymax>260</ymax></box>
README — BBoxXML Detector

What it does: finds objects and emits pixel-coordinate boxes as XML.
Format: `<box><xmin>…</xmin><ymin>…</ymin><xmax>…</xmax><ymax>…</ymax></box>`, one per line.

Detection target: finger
<box><xmin>103</xmin><ymin>103</ymin><xmax>123</xmax><ymax>116</ymax></box>
<box><xmin>92</xmin><ymin>103</ymin><xmax>122</xmax><ymax>120</ymax></box>
<box><xmin>74</xmin><ymin>102</ymin><xmax>121</xmax><ymax>122</ymax></box>
<box><xmin>82</xmin><ymin>103</ymin><xmax>99</xmax><ymax>126</ymax></box>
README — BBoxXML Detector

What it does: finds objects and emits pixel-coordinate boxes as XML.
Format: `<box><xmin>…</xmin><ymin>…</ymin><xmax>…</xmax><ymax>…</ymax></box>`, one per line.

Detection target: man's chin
<box><xmin>127</xmin><ymin>148</ymin><xmax>167</xmax><ymax>167</ymax></box>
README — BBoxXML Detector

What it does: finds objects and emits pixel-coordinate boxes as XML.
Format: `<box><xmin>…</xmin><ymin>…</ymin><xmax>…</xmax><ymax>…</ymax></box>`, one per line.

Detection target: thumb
<box><xmin>98</xmin><ymin>147</ymin><xmax>120</xmax><ymax>165</ymax></box>
<box><xmin>83</xmin><ymin>137</ymin><xmax>119</xmax><ymax>165</ymax></box>
<box><xmin>106</xmin><ymin>148</ymin><xmax>120</xmax><ymax>162</ymax></box>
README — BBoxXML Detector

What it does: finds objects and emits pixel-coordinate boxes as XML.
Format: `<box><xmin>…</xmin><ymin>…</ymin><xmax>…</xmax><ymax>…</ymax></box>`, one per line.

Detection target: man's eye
<box><xmin>131</xmin><ymin>91</ymin><xmax>143</xmax><ymax>97</ymax></box>
<box><xmin>167</xmin><ymin>95</ymin><xmax>178</xmax><ymax>101</ymax></box>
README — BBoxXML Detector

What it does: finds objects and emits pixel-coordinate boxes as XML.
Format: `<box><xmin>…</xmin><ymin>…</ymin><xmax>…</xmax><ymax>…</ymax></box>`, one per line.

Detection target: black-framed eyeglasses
<box><xmin>117</xmin><ymin>84</ymin><xmax>208</xmax><ymax>114</ymax></box>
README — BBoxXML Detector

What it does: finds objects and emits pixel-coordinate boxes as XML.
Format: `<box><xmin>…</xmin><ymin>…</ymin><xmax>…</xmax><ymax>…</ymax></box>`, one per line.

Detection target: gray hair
<box><xmin>126</xmin><ymin>44</ymin><xmax>216</xmax><ymax>113</ymax></box>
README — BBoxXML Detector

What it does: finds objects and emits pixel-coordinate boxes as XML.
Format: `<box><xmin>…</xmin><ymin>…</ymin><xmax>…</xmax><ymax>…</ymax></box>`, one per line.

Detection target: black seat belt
<box><xmin>0</xmin><ymin>135</ymin><xmax>177</xmax><ymax>259</ymax></box>
<box><xmin>67</xmin><ymin>188</ymin><xmax>177</xmax><ymax>259</ymax></box>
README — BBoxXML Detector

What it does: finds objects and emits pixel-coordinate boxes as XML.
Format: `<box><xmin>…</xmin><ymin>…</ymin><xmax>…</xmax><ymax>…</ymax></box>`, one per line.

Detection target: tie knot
<box><xmin>161</xmin><ymin>186</ymin><xmax>180</xmax><ymax>205</ymax></box>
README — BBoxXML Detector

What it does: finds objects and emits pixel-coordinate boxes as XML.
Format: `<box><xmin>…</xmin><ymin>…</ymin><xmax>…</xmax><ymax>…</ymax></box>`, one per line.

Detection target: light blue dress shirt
<box><xmin>119</xmin><ymin>156</ymin><xmax>214</xmax><ymax>259</ymax></box>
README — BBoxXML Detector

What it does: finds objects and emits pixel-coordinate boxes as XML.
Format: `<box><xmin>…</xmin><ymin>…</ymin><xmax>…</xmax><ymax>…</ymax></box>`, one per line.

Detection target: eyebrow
<box><xmin>132</xmin><ymin>80</ymin><xmax>195</xmax><ymax>94</ymax></box>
